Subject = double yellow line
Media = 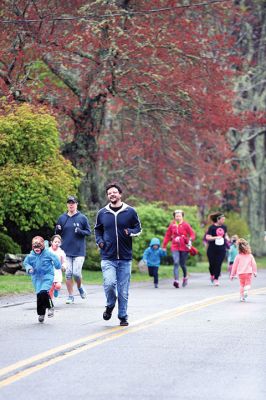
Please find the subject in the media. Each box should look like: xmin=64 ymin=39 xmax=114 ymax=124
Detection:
xmin=1 ymin=288 xmax=265 ymax=388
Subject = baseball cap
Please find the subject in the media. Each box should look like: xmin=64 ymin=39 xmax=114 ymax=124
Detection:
xmin=67 ymin=196 xmax=78 ymax=203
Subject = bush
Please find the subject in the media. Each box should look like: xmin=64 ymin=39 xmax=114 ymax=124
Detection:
xmin=0 ymin=232 xmax=21 ymax=265
xmin=0 ymin=104 xmax=80 ymax=231
xmin=83 ymin=238 xmax=101 ymax=271
xmin=225 ymin=211 xmax=250 ymax=239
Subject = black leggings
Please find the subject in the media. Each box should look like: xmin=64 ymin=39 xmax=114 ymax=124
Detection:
xmin=148 ymin=266 xmax=159 ymax=285
xmin=37 ymin=290 xmax=53 ymax=316
xmin=207 ymin=248 xmax=226 ymax=280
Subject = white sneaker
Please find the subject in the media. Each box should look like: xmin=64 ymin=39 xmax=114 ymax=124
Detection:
xmin=48 ymin=307 xmax=54 ymax=318
xmin=244 ymin=285 xmax=250 ymax=299
xmin=66 ymin=296 xmax=74 ymax=304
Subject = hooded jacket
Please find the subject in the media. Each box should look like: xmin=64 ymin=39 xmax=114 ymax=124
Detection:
xmin=143 ymin=238 xmax=166 ymax=267
xmin=55 ymin=211 xmax=91 ymax=257
xmin=94 ymin=202 xmax=142 ymax=260
xmin=23 ymin=249 xmax=61 ymax=293
xmin=162 ymin=220 xmax=195 ymax=252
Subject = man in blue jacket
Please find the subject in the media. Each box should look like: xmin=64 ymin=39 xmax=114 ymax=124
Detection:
xmin=55 ymin=196 xmax=91 ymax=304
xmin=94 ymin=183 xmax=142 ymax=326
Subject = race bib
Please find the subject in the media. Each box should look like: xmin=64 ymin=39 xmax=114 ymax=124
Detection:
xmin=215 ymin=237 xmax=224 ymax=246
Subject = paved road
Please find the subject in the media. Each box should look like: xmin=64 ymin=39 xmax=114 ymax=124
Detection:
xmin=0 ymin=271 xmax=266 ymax=400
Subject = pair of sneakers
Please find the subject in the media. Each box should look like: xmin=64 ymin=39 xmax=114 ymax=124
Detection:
xmin=38 ymin=307 xmax=54 ymax=323
xmin=103 ymin=305 xmax=129 ymax=326
xmin=66 ymin=287 xmax=87 ymax=304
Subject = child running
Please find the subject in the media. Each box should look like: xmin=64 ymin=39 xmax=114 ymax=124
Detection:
xmin=227 ymin=234 xmax=239 ymax=275
xmin=230 ymin=238 xmax=257 ymax=302
xmin=49 ymin=234 xmax=66 ymax=299
xmin=23 ymin=236 xmax=61 ymax=323
xmin=142 ymin=238 xmax=166 ymax=288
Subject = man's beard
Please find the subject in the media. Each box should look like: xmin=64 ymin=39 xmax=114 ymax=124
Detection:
xmin=110 ymin=197 xmax=119 ymax=206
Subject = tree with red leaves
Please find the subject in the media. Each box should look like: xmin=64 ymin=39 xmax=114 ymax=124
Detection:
xmin=0 ymin=0 xmax=245 ymax=211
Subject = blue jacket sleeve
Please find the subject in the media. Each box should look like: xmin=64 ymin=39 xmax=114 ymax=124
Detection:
xmin=94 ymin=211 xmax=105 ymax=246
xmin=23 ymin=254 xmax=33 ymax=274
xmin=126 ymin=209 xmax=142 ymax=237
xmin=142 ymin=247 xmax=150 ymax=263
xmin=75 ymin=216 xmax=91 ymax=237
xmin=160 ymin=249 xmax=167 ymax=257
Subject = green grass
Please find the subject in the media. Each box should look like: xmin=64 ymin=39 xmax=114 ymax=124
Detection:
xmin=1 ymin=257 xmax=265 ymax=296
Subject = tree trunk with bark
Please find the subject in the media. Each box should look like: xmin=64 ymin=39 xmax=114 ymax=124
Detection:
xmin=231 ymin=1 xmax=266 ymax=255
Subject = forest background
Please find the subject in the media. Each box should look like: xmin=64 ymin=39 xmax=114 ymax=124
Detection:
xmin=0 ymin=0 xmax=265 ymax=268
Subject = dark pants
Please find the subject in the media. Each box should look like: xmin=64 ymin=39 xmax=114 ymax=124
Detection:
xmin=207 ymin=248 xmax=226 ymax=280
xmin=37 ymin=290 xmax=53 ymax=316
xmin=148 ymin=266 xmax=159 ymax=285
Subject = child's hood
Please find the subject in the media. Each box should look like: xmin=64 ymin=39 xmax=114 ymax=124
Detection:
xmin=150 ymin=238 xmax=161 ymax=247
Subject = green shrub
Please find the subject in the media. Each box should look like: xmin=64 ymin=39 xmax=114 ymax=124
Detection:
xmin=0 ymin=232 xmax=21 ymax=265
xmin=225 ymin=211 xmax=250 ymax=239
xmin=83 ymin=238 xmax=101 ymax=271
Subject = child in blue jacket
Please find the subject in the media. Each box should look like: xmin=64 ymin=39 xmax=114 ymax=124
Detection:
xmin=23 ymin=236 xmax=61 ymax=323
xmin=227 ymin=234 xmax=239 ymax=275
xmin=142 ymin=238 xmax=166 ymax=288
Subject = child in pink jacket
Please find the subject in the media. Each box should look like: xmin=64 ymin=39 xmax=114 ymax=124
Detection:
xmin=230 ymin=238 xmax=257 ymax=302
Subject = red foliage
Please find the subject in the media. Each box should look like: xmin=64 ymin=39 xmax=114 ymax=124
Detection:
xmin=0 ymin=0 xmax=257 ymax=207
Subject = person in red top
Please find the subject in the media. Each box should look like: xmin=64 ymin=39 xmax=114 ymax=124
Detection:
xmin=162 ymin=210 xmax=196 ymax=288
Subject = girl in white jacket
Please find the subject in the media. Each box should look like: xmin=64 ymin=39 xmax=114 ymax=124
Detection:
xmin=230 ymin=238 xmax=257 ymax=302
xmin=49 ymin=235 xmax=66 ymax=298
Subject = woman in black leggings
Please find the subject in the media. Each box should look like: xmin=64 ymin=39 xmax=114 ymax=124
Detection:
xmin=206 ymin=212 xmax=229 ymax=286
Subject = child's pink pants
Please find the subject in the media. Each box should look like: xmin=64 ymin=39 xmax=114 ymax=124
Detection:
xmin=238 ymin=273 xmax=252 ymax=296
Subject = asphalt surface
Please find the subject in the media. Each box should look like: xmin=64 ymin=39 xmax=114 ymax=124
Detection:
xmin=0 ymin=270 xmax=266 ymax=400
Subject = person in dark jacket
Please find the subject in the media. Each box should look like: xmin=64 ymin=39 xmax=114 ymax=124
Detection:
xmin=94 ymin=183 xmax=142 ymax=326
xmin=55 ymin=196 xmax=91 ymax=304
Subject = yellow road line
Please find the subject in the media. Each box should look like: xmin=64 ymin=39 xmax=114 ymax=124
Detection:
xmin=1 ymin=287 xmax=266 ymax=388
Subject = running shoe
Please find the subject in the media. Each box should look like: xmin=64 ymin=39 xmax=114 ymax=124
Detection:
xmin=182 ymin=277 xmax=188 ymax=287
xmin=103 ymin=305 xmax=115 ymax=320
xmin=78 ymin=287 xmax=87 ymax=299
xmin=66 ymin=295 xmax=74 ymax=304
xmin=48 ymin=307 xmax=54 ymax=318
xmin=120 ymin=317 xmax=129 ymax=326
xmin=38 ymin=315 xmax=45 ymax=323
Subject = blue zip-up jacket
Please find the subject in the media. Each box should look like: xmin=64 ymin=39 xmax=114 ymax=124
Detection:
xmin=94 ymin=203 xmax=142 ymax=260
xmin=55 ymin=211 xmax=91 ymax=257
xmin=23 ymin=249 xmax=61 ymax=293
xmin=143 ymin=238 xmax=166 ymax=267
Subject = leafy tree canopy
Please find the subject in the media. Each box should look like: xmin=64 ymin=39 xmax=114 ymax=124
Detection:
xmin=0 ymin=104 xmax=80 ymax=231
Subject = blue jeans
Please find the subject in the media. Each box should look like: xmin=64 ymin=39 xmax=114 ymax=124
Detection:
xmin=171 ymin=251 xmax=189 ymax=280
xmin=101 ymin=259 xmax=132 ymax=319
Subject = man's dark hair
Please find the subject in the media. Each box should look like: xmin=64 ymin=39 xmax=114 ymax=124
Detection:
xmin=106 ymin=183 xmax=123 ymax=194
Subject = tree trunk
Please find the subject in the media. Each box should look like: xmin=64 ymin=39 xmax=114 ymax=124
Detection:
xmin=231 ymin=2 xmax=266 ymax=255
xmin=63 ymin=106 xmax=106 ymax=209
